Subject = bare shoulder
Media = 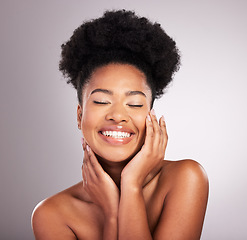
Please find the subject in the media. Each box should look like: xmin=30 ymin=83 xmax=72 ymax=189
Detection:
xmin=31 ymin=182 xmax=86 ymax=240
xmin=153 ymin=160 xmax=209 ymax=239
xmin=159 ymin=159 xmax=209 ymax=190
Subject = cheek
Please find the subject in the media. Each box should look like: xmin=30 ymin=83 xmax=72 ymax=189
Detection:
xmin=133 ymin=113 xmax=147 ymax=139
xmin=81 ymin=109 xmax=97 ymax=139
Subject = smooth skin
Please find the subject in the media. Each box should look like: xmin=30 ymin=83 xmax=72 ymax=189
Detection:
xmin=32 ymin=64 xmax=209 ymax=240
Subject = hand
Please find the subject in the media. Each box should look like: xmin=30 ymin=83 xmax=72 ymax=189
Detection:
xmin=121 ymin=110 xmax=168 ymax=187
xmin=81 ymin=140 xmax=120 ymax=217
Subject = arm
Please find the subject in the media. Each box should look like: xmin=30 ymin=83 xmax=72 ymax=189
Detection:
xmin=102 ymin=216 xmax=118 ymax=240
xmin=153 ymin=160 xmax=209 ymax=240
xmin=119 ymin=111 xmax=167 ymax=240
xmin=82 ymin=145 xmax=119 ymax=240
xmin=119 ymin=181 xmax=152 ymax=240
xmin=119 ymin=161 xmax=208 ymax=240
xmin=118 ymin=111 xmax=208 ymax=240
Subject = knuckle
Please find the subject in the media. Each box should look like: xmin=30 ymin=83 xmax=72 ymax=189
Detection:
xmin=149 ymin=132 xmax=154 ymax=138
xmin=90 ymin=160 xmax=95 ymax=167
xmin=158 ymin=128 xmax=162 ymax=135
xmin=158 ymin=152 xmax=164 ymax=159
xmin=84 ymin=161 xmax=88 ymax=168
xmin=147 ymin=121 xmax=153 ymax=127
xmin=161 ymin=120 xmax=166 ymax=126
xmin=164 ymin=133 xmax=168 ymax=139
xmin=152 ymin=115 xmax=158 ymax=122
xmin=91 ymin=161 xmax=95 ymax=167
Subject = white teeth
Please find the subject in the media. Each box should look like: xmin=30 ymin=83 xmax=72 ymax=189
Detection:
xmin=101 ymin=131 xmax=131 ymax=138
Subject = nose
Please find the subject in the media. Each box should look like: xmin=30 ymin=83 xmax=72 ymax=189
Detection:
xmin=105 ymin=103 xmax=129 ymax=123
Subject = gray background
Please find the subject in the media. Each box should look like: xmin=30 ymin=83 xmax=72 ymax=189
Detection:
xmin=1 ymin=0 xmax=246 ymax=239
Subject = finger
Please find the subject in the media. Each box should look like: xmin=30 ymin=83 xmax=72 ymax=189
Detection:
xmin=159 ymin=115 xmax=168 ymax=150
xmin=144 ymin=113 xmax=154 ymax=150
xmin=82 ymin=147 xmax=87 ymax=186
xmin=150 ymin=109 xmax=159 ymax=132
xmin=82 ymin=143 xmax=96 ymax=187
xmin=150 ymin=109 xmax=161 ymax=149
xmin=84 ymin=148 xmax=98 ymax=182
xmin=82 ymin=164 xmax=87 ymax=187
xmin=84 ymin=158 xmax=96 ymax=188
xmin=81 ymin=137 xmax=86 ymax=151
xmin=86 ymin=145 xmax=105 ymax=178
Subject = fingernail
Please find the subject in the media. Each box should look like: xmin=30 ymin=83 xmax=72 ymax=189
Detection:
xmin=86 ymin=145 xmax=90 ymax=152
xmin=151 ymin=109 xmax=155 ymax=116
xmin=161 ymin=115 xmax=165 ymax=122
xmin=147 ymin=115 xmax=151 ymax=121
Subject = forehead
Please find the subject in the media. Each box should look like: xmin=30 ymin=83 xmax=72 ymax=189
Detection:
xmin=83 ymin=63 xmax=152 ymax=98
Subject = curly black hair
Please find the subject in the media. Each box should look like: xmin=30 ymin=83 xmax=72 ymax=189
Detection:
xmin=59 ymin=10 xmax=180 ymax=106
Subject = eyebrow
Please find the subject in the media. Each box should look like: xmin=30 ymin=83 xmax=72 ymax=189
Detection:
xmin=91 ymin=88 xmax=113 ymax=95
xmin=125 ymin=90 xmax=146 ymax=97
xmin=90 ymin=88 xmax=146 ymax=97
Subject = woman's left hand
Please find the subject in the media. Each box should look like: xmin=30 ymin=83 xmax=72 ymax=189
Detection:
xmin=121 ymin=110 xmax=168 ymax=187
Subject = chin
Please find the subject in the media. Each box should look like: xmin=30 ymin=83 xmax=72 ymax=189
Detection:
xmin=94 ymin=147 xmax=139 ymax=163
xmin=83 ymin=134 xmax=144 ymax=163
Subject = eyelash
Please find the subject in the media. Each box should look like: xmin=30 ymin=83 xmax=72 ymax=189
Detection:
xmin=93 ymin=101 xmax=143 ymax=108
xmin=93 ymin=101 xmax=109 ymax=105
xmin=128 ymin=104 xmax=143 ymax=108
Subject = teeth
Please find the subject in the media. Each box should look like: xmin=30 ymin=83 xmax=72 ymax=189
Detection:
xmin=101 ymin=131 xmax=131 ymax=138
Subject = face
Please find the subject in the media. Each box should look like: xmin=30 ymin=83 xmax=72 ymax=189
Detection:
xmin=77 ymin=63 xmax=152 ymax=162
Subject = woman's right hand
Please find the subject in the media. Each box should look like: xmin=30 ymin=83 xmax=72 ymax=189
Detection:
xmin=81 ymin=139 xmax=120 ymax=218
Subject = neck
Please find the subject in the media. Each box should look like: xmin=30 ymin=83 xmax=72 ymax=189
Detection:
xmin=96 ymin=155 xmax=130 ymax=189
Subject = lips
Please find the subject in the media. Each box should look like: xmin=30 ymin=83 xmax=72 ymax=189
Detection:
xmin=101 ymin=131 xmax=131 ymax=138
xmin=98 ymin=125 xmax=135 ymax=145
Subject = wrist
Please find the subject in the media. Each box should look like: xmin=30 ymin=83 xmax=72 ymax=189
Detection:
xmin=103 ymin=212 xmax=118 ymax=223
xmin=102 ymin=206 xmax=118 ymax=219
xmin=121 ymin=164 xmax=149 ymax=188
xmin=121 ymin=177 xmax=143 ymax=192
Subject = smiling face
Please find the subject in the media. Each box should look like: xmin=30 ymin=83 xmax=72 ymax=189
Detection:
xmin=77 ymin=63 xmax=152 ymax=162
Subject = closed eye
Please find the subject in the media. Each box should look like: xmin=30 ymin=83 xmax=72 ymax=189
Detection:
xmin=93 ymin=101 xmax=109 ymax=105
xmin=128 ymin=104 xmax=143 ymax=108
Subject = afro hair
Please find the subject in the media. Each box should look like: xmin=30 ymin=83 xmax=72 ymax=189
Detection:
xmin=59 ymin=9 xmax=180 ymax=105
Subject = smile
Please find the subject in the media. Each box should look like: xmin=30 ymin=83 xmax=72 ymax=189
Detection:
xmin=101 ymin=131 xmax=131 ymax=138
xmin=98 ymin=127 xmax=135 ymax=145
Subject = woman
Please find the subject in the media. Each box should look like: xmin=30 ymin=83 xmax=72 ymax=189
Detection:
xmin=32 ymin=10 xmax=208 ymax=240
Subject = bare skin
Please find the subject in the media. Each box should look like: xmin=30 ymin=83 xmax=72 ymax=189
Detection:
xmin=32 ymin=64 xmax=209 ymax=240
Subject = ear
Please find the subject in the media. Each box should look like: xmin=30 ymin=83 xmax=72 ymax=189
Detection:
xmin=77 ymin=104 xmax=82 ymax=130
